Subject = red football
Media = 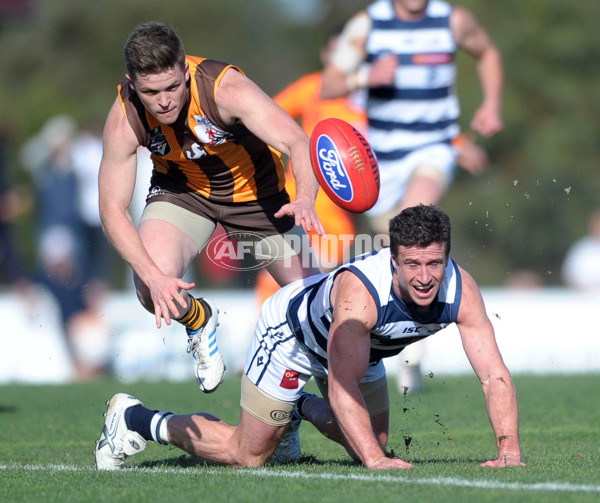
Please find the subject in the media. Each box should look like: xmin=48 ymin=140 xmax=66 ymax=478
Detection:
xmin=310 ymin=118 xmax=379 ymax=213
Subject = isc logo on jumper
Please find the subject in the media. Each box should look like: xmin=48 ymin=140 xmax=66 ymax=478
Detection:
xmin=315 ymin=135 xmax=353 ymax=203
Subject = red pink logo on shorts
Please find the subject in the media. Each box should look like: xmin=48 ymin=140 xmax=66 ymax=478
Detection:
xmin=280 ymin=370 xmax=299 ymax=389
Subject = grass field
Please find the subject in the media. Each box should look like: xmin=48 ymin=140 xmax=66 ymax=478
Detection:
xmin=1 ymin=373 xmax=599 ymax=502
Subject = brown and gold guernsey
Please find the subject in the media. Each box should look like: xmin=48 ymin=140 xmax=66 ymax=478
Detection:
xmin=117 ymin=56 xmax=286 ymax=204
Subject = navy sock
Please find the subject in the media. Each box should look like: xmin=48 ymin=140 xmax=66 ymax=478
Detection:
xmin=295 ymin=392 xmax=317 ymax=420
xmin=125 ymin=404 xmax=155 ymax=442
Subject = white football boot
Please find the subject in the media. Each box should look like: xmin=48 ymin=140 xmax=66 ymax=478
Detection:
xmin=186 ymin=298 xmax=225 ymax=393
xmin=94 ymin=393 xmax=147 ymax=470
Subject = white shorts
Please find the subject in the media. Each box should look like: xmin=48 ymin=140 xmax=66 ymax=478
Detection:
xmin=367 ymin=143 xmax=457 ymax=216
xmin=244 ymin=283 xmax=386 ymax=404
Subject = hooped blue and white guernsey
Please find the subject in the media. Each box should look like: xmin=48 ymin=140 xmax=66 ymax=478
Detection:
xmin=286 ymin=247 xmax=463 ymax=366
xmin=365 ymin=0 xmax=460 ymax=161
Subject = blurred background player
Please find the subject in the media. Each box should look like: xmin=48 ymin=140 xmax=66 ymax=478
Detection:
xmin=320 ymin=0 xmax=503 ymax=392
xmin=254 ymin=23 xmax=367 ymax=310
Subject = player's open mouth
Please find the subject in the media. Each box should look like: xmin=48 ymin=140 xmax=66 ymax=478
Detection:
xmin=413 ymin=284 xmax=434 ymax=297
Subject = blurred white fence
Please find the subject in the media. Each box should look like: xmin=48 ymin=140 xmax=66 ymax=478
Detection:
xmin=0 ymin=287 xmax=598 ymax=384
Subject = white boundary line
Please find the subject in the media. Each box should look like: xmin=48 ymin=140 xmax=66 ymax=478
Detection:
xmin=1 ymin=463 xmax=599 ymax=494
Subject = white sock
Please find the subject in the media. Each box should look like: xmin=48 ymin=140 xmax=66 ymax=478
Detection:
xmin=150 ymin=411 xmax=174 ymax=445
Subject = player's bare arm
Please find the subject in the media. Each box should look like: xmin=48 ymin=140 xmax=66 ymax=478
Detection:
xmin=451 ymin=6 xmax=503 ymax=137
xmin=215 ymin=68 xmax=324 ymax=235
xmin=328 ymin=271 xmax=413 ymax=470
xmin=455 ymin=267 xmax=524 ymax=467
xmin=99 ymin=98 xmax=194 ymax=327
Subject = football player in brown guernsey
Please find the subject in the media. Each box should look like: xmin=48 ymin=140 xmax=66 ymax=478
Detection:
xmin=98 ymin=22 xmax=325 ymax=394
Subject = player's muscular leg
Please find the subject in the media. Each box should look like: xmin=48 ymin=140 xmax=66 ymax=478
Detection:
xmin=167 ymin=409 xmax=284 ymax=467
xmin=134 ymin=219 xmax=199 ymax=317
xmin=400 ymin=165 xmax=448 ymax=210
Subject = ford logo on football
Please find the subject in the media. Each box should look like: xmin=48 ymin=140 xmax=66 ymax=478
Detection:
xmin=316 ymin=135 xmax=353 ymax=202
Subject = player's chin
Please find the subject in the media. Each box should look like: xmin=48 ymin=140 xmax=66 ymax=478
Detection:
xmin=153 ymin=108 xmax=179 ymax=125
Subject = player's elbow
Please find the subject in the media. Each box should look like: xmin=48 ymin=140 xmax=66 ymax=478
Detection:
xmin=479 ymin=366 xmax=514 ymax=393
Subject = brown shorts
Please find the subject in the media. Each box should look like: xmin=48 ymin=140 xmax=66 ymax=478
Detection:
xmin=144 ymin=185 xmax=295 ymax=236
xmin=140 ymin=186 xmax=306 ymax=257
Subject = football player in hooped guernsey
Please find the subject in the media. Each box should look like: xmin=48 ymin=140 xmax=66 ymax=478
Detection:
xmin=320 ymin=0 xmax=504 ymax=394
xmin=98 ymin=22 xmax=324 ymax=395
xmin=95 ymin=205 xmax=523 ymax=470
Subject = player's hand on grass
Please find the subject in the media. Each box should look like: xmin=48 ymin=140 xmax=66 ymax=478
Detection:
xmin=367 ymin=456 xmax=413 ymax=470
xmin=480 ymin=456 xmax=525 ymax=468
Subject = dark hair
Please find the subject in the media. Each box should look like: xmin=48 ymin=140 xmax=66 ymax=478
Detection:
xmin=388 ymin=204 xmax=452 ymax=259
xmin=124 ymin=22 xmax=186 ymax=79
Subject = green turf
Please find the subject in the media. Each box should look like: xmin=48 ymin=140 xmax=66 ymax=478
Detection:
xmin=1 ymin=374 xmax=598 ymax=502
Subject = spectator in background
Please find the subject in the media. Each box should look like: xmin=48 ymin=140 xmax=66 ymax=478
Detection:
xmin=21 ymin=115 xmax=82 ymax=240
xmin=20 ymin=116 xmax=115 ymax=380
xmin=66 ymin=279 xmax=113 ymax=380
xmin=35 ymin=223 xmax=112 ymax=381
xmin=71 ymin=124 xmax=114 ymax=283
xmin=562 ymin=207 xmax=600 ymax=292
xmin=36 ymin=225 xmax=86 ymax=351
xmin=70 ymin=125 xmax=116 ymax=378
xmin=255 ymin=23 xmax=367 ymax=309
xmin=20 ymin=115 xmax=86 ymax=323
xmin=320 ymin=0 xmax=503 ymax=393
